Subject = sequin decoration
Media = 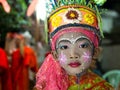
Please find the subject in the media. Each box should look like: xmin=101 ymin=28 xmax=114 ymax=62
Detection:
xmin=84 ymin=14 xmax=94 ymax=25
xmin=67 ymin=70 xmax=114 ymax=90
xmin=51 ymin=16 xmax=62 ymax=27
xmin=68 ymin=84 xmax=80 ymax=90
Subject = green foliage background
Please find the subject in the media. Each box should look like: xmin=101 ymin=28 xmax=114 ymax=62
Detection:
xmin=0 ymin=0 xmax=31 ymax=48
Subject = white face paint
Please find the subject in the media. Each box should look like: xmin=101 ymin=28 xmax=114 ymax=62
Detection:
xmin=56 ymin=36 xmax=91 ymax=48
xmin=56 ymin=32 xmax=93 ymax=75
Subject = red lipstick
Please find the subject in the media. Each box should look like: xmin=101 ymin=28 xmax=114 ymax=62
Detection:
xmin=69 ymin=62 xmax=81 ymax=68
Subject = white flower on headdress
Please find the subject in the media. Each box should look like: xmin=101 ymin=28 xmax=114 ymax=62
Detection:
xmin=93 ymin=0 xmax=107 ymax=6
xmin=63 ymin=8 xmax=82 ymax=23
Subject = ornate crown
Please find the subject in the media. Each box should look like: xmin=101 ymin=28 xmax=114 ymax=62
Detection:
xmin=45 ymin=0 xmax=107 ymax=49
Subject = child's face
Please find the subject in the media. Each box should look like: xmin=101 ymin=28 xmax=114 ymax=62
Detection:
xmin=56 ymin=32 xmax=94 ymax=75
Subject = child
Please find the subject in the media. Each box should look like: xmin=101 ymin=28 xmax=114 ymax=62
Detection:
xmin=34 ymin=0 xmax=114 ymax=90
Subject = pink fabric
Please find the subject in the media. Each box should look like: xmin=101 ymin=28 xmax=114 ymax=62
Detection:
xmin=51 ymin=27 xmax=99 ymax=50
xmin=35 ymin=54 xmax=69 ymax=90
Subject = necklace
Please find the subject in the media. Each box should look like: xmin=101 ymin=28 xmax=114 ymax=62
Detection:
xmin=68 ymin=73 xmax=81 ymax=90
xmin=68 ymin=84 xmax=80 ymax=90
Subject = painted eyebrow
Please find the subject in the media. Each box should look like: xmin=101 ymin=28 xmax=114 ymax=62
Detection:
xmin=56 ymin=39 xmax=71 ymax=49
xmin=76 ymin=37 xmax=93 ymax=46
xmin=57 ymin=36 xmax=91 ymax=45
xmin=57 ymin=39 xmax=71 ymax=45
xmin=75 ymin=38 xmax=89 ymax=43
xmin=76 ymin=38 xmax=93 ymax=49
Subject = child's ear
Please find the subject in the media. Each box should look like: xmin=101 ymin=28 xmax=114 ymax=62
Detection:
xmin=51 ymin=50 xmax=58 ymax=60
xmin=93 ymin=47 xmax=102 ymax=59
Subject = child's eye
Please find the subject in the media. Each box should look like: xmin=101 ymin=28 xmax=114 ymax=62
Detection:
xmin=59 ymin=45 xmax=69 ymax=50
xmin=79 ymin=43 xmax=89 ymax=48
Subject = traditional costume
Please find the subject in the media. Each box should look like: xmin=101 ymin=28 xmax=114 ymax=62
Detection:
xmin=34 ymin=0 xmax=114 ymax=90
xmin=11 ymin=35 xmax=38 ymax=90
xmin=0 ymin=48 xmax=12 ymax=90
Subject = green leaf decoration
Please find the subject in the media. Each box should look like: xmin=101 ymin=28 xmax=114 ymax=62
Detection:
xmin=95 ymin=5 xmax=104 ymax=38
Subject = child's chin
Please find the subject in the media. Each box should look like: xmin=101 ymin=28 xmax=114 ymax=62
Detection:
xmin=67 ymin=70 xmax=83 ymax=75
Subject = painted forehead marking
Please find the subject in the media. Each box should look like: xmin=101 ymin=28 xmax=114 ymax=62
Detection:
xmin=57 ymin=36 xmax=91 ymax=45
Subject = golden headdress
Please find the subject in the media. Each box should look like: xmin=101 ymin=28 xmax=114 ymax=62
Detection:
xmin=45 ymin=0 xmax=107 ymax=50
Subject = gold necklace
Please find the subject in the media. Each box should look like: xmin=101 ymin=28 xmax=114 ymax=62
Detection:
xmin=68 ymin=84 xmax=80 ymax=90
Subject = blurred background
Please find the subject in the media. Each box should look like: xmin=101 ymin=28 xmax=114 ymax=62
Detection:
xmin=0 ymin=0 xmax=120 ymax=90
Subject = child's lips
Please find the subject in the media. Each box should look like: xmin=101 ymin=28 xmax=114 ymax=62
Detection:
xmin=68 ymin=62 xmax=81 ymax=68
